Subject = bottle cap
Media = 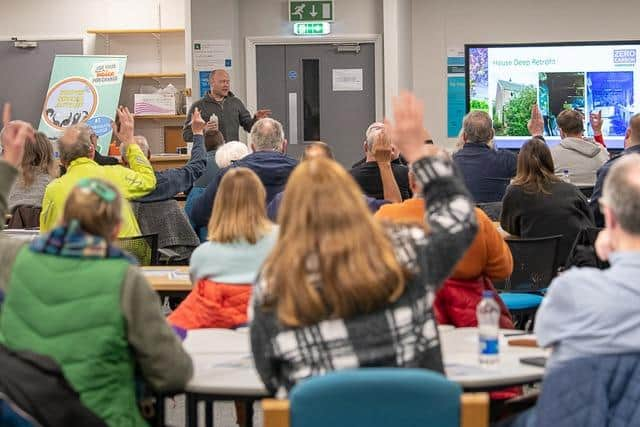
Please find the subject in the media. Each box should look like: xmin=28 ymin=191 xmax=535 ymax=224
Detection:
xmin=482 ymin=290 xmax=494 ymax=298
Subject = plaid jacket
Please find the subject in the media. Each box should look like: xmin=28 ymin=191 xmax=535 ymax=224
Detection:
xmin=250 ymin=156 xmax=477 ymax=395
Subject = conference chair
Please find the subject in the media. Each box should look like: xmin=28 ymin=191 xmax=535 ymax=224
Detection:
xmin=118 ymin=233 xmax=159 ymax=266
xmin=496 ymin=235 xmax=561 ymax=330
xmin=564 ymin=227 xmax=608 ymax=270
xmin=262 ymin=369 xmax=489 ymax=427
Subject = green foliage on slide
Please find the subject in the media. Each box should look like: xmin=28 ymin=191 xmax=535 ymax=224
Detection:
xmin=470 ymin=99 xmax=489 ymax=112
xmin=500 ymin=86 xmax=537 ymax=136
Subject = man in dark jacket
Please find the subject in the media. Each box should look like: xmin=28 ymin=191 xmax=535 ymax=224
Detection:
xmin=182 ymin=69 xmax=271 ymax=143
xmin=350 ymin=122 xmax=411 ymax=200
xmin=453 ymin=111 xmax=517 ymax=203
xmin=134 ymin=108 xmax=208 ymax=203
xmin=590 ymin=113 xmax=640 ymax=226
xmin=190 ymin=117 xmax=297 ymax=228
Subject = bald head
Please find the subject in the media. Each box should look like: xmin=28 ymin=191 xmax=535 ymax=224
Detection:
xmin=58 ymin=124 xmax=94 ymax=166
xmin=209 ymin=69 xmax=230 ymax=99
xmin=250 ymin=118 xmax=285 ymax=152
xmin=627 ymin=114 xmax=640 ymax=146
xmin=603 ymin=154 xmax=640 ymax=234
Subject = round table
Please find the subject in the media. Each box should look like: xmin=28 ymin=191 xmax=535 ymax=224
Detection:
xmin=180 ymin=327 xmax=549 ymax=427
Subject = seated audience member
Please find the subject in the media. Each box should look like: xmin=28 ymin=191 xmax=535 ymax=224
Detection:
xmin=8 ymin=131 xmax=57 ymax=210
xmin=267 ymin=141 xmax=396 ymax=221
xmin=190 ymin=118 xmax=297 ymax=228
xmin=250 ymin=93 xmax=477 ymax=394
xmin=133 ymin=108 xmax=207 ymax=203
xmin=591 ymin=113 xmax=640 ymax=227
xmin=501 ymin=138 xmax=594 ymax=269
xmin=89 ymin=128 xmax=120 ymax=166
xmin=375 ymin=167 xmax=513 ymax=328
xmin=192 ymin=128 xmax=225 ymax=188
xmin=214 ymin=140 xmax=251 ymax=168
xmin=505 ymin=154 xmax=640 ymax=427
xmin=185 ymin=140 xmax=250 ymax=242
xmin=0 ymin=113 xmax=192 ymax=426
xmin=40 ymin=107 xmax=156 ymax=237
xmin=350 ymin=122 xmax=411 ymax=200
xmin=545 ymin=108 xmax=609 ymax=186
xmin=169 ymin=167 xmax=278 ymax=329
xmin=453 ymin=111 xmax=517 ymax=203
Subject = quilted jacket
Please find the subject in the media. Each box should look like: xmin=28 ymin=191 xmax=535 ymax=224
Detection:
xmin=434 ymin=276 xmax=514 ymax=329
xmin=511 ymin=353 xmax=640 ymax=427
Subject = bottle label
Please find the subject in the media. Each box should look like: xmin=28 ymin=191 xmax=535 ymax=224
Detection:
xmin=479 ymin=336 xmax=499 ymax=355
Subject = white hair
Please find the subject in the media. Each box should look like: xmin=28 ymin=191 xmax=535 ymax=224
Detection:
xmin=365 ymin=122 xmax=384 ymax=153
xmin=134 ymin=135 xmax=150 ymax=157
xmin=215 ymin=141 xmax=250 ymax=168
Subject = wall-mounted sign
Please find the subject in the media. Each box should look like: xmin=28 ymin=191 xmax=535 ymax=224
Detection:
xmin=289 ymin=1 xmax=334 ymax=22
xmin=293 ymin=22 xmax=331 ymax=35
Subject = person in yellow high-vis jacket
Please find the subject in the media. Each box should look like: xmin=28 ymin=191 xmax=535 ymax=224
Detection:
xmin=40 ymin=107 xmax=156 ymax=237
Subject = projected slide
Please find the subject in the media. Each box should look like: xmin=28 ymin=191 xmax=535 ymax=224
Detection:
xmin=467 ymin=43 xmax=640 ymax=149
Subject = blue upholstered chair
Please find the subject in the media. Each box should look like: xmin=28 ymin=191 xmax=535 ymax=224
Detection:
xmin=262 ymin=369 xmax=489 ymax=427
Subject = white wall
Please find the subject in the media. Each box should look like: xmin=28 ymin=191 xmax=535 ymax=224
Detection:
xmin=190 ymin=0 xmax=383 ymax=140
xmin=412 ymin=0 xmax=640 ymax=148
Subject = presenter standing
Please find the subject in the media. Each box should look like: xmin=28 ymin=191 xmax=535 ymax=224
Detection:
xmin=183 ymin=70 xmax=271 ymax=143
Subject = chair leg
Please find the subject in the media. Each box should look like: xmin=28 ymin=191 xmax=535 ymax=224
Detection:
xmin=262 ymin=399 xmax=290 ymax=427
xmin=461 ymin=393 xmax=490 ymax=427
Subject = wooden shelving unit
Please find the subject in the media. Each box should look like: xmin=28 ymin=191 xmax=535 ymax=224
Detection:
xmin=87 ymin=28 xmax=184 ymax=35
xmin=134 ymin=114 xmax=187 ymax=120
xmin=89 ymin=27 xmax=189 ymax=153
xmin=124 ymin=72 xmax=186 ymax=79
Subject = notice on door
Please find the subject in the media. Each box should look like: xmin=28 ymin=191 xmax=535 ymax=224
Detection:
xmin=332 ymin=68 xmax=363 ymax=91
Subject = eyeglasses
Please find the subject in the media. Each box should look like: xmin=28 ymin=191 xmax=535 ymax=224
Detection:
xmin=76 ymin=178 xmax=117 ymax=203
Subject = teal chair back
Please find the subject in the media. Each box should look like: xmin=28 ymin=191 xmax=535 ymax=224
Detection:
xmin=289 ymin=369 xmax=462 ymax=427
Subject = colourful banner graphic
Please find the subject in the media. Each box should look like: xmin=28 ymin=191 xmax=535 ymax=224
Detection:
xmin=38 ymin=55 xmax=127 ymax=154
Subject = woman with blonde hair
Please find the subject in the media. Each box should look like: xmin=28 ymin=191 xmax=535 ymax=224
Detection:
xmin=8 ymin=131 xmax=57 ymax=210
xmin=169 ymin=167 xmax=278 ymax=329
xmin=250 ymin=92 xmax=478 ymax=394
xmin=0 ymin=127 xmax=192 ymax=427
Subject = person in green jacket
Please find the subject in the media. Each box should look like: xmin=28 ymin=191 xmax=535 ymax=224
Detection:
xmin=40 ymin=106 xmax=157 ymax=237
xmin=0 ymin=104 xmax=193 ymax=427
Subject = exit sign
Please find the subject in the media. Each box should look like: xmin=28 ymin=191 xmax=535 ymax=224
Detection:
xmin=289 ymin=1 xmax=334 ymax=22
xmin=293 ymin=22 xmax=331 ymax=35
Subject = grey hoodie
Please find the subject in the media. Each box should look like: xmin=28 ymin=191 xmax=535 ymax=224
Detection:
xmin=550 ymin=137 xmax=609 ymax=186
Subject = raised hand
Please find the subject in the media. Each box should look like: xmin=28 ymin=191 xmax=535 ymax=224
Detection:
xmin=111 ymin=106 xmax=135 ymax=147
xmin=191 ymin=107 xmax=206 ymax=135
xmin=1 ymin=103 xmax=35 ymax=167
xmin=386 ymin=92 xmax=440 ymax=164
xmin=372 ymin=130 xmax=393 ymax=164
xmin=590 ymin=110 xmax=603 ymax=136
xmin=527 ymin=103 xmax=544 ymax=137
xmin=255 ymin=109 xmax=272 ymax=120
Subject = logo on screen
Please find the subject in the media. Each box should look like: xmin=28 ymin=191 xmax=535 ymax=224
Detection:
xmin=613 ymin=49 xmax=636 ymax=65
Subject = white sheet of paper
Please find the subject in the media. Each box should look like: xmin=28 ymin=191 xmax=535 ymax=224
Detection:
xmin=193 ymin=39 xmax=232 ymax=71
xmin=332 ymin=68 xmax=363 ymax=91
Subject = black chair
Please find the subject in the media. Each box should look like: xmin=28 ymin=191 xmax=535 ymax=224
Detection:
xmin=497 ymin=235 xmax=562 ymax=330
xmin=118 ymin=234 xmax=159 ymax=266
xmin=564 ymin=227 xmax=608 ymax=270
xmin=577 ymin=185 xmax=594 ymax=199
xmin=476 ymin=202 xmax=502 ymax=221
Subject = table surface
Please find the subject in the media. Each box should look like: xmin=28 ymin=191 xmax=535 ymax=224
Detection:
xmin=142 ymin=266 xmax=193 ymax=292
xmin=3 ymin=229 xmax=40 ymax=241
xmin=182 ymin=327 xmax=548 ymax=397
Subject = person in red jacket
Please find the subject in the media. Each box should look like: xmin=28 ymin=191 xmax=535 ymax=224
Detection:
xmin=375 ymin=168 xmax=514 ymax=328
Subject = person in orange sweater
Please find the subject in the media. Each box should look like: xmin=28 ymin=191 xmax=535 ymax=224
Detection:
xmin=375 ymin=166 xmax=514 ymax=328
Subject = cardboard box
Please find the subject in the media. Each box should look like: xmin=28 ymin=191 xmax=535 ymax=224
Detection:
xmin=134 ymin=93 xmax=176 ymax=115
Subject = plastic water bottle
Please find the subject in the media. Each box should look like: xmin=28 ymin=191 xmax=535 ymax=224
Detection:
xmin=477 ymin=291 xmax=500 ymax=365
xmin=561 ymin=169 xmax=571 ymax=183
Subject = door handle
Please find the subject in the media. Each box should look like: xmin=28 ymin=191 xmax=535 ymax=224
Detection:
xmin=288 ymin=92 xmax=298 ymax=145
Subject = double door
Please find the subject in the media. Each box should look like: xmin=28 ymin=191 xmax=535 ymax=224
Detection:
xmin=256 ymin=43 xmax=376 ymax=166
